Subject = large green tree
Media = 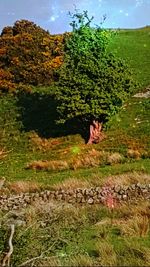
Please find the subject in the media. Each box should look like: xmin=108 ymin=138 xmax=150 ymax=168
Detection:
xmin=54 ymin=10 xmax=138 ymax=143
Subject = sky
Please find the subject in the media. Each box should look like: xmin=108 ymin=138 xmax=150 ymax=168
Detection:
xmin=0 ymin=0 xmax=150 ymax=34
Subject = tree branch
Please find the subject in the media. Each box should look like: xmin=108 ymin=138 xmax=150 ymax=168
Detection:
xmin=19 ymin=255 xmax=57 ymax=267
xmin=2 ymin=224 xmax=15 ymax=267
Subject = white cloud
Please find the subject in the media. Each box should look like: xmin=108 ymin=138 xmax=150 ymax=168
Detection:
xmin=119 ymin=10 xmax=129 ymax=17
xmin=135 ymin=0 xmax=144 ymax=7
xmin=98 ymin=0 xmax=103 ymax=7
xmin=7 ymin=12 xmax=15 ymax=16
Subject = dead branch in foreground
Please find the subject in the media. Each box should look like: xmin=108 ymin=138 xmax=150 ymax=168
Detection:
xmin=2 ymin=224 xmax=15 ymax=267
xmin=19 ymin=255 xmax=57 ymax=267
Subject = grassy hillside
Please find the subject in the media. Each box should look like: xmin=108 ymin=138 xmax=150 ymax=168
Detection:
xmin=0 ymin=27 xmax=150 ymax=266
xmin=108 ymin=26 xmax=150 ymax=87
xmin=1 ymin=22 xmax=150 ymax=184
xmin=0 ymin=95 xmax=150 ymax=186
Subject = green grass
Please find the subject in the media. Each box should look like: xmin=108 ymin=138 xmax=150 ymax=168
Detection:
xmin=108 ymin=26 xmax=150 ymax=87
xmin=99 ymin=97 xmax=150 ymax=154
xmin=1 ymin=150 xmax=150 ymax=187
xmin=0 ymin=94 xmax=149 ymax=188
xmin=109 ymin=27 xmax=150 ymax=86
xmin=0 ymin=27 xmax=150 ymax=266
xmin=1 ymin=201 xmax=150 ymax=266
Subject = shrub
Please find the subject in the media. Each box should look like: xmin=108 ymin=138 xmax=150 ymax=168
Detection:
xmin=0 ymin=20 xmax=65 ymax=91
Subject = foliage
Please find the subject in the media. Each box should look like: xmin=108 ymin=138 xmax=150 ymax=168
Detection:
xmin=54 ymin=10 xmax=138 ymax=125
xmin=0 ymin=20 xmax=65 ymax=92
xmin=0 ymin=94 xmax=24 ymax=149
xmin=0 ymin=68 xmax=16 ymax=93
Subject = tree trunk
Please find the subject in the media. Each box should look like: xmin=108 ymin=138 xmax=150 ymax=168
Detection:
xmin=87 ymin=120 xmax=104 ymax=144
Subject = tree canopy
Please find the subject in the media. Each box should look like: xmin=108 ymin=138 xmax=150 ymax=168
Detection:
xmin=54 ymin=10 xmax=138 ymax=125
xmin=0 ymin=20 xmax=65 ymax=93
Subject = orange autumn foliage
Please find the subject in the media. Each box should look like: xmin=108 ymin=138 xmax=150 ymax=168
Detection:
xmin=0 ymin=19 xmax=66 ymax=92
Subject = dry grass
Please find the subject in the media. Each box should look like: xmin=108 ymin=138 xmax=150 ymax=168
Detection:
xmin=70 ymin=148 xmax=101 ymax=170
xmin=30 ymin=198 xmax=82 ymax=224
xmin=35 ymin=258 xmax=61 ymax=267
xmin=23 ymin=205 xmax=39 ymax=225
xmin=111 ymin=200 xmax=150 ymax=238
xmin=29 ymin=132 xmax=62 ymax=151
xmin=96 ymin=241 xmax=117 ymax=266
xmin=105 ymin=172 xmax=150 ymax=186
xmin=70 ymin=156 xmax=99 ymax=170
xmin=8 ymin=180 xmax=40 ymax=193
xmin=26 ymin=160 xmax=69 ymax=171
xmin=26 ymin=149 xmax=127 ymax=172
xmin=53 ymin=177 xmax=91 ymax=191
xmin=68 ymin=150 xmax=124 ymax=170
xmin=27 ymin=199 xmax=85 ymax=231
xmin=86 ymin=148 xmax=102 ymax=157
xmin=106 ymin=152 xmax=124 ymax=165
xmin=84 ymin=172 xmax=150 ymax=190
xmin=0 ymin=148 xmax=10 ymax=160
xmin=113 ymin=200 xmax=150 ymax=220
xmin=31 ymin=200 xmax=66 ymax=216
xmin=120 ymin=215 xmax=150 ymax=237
xmin=122 ymin=239 xmax=150 ymax=266
xmin=68 ymin=254 xmax=94 ymax=267
xmin=129 ymin=200 xmax=150 ymax=217
xmin=127 ymin=149 xmax=141 ymax=159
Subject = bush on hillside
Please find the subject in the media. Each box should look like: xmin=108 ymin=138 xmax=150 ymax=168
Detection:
xmin=0 ymin=20 xmax=65 ymax=92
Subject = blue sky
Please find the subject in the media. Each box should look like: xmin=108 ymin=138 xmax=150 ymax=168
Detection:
xmin=0 ymin=0 xmax=150 ymax=34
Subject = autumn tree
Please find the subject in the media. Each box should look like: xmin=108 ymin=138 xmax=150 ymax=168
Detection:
xmin=0 ymin=20 xmax=65 ymax=92
xmin=54 ymin=10 xmax=138 ymax=143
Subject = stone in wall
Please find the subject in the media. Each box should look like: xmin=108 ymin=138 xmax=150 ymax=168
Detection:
xmin=1 ymin=183 xmax=150 ymax=211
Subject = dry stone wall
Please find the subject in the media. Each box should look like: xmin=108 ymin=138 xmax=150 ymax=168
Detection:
xmin=1 ymin=183 xmax=150 ymax=211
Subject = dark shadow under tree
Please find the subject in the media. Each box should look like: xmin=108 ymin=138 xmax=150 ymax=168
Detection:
xmin=17 ymin=91 xmax=88 ymax=140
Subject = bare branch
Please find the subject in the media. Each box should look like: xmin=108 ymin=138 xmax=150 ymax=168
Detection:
xmin=19 ymin=255 xmax=57 ymax=267
xmin=2 ymin=224 xmax=15 ymax=267
xmin=19 ymin=241 xmax=58 ymax=267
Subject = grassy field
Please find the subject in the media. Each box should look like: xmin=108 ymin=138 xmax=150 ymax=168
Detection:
xmin=108 ymin=26 xmax=150 ymax=87
xmin=0 ymin=27 xmax=150 ymax=266
xmin=1 ymin=199 xmax=150 ymax=266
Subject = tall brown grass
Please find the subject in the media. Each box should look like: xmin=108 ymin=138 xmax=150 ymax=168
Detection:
xmin=96 ymin=241 xmax=117 ymax=266
xmin=8 ymin=180 xmax=40 ymax=193
xmin=26 ymin=160 xmax=69 ymax=171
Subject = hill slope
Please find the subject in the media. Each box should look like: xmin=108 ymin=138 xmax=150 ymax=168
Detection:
xmin=0 ymin=27 xmax=150 ymax=267
xmin=0 ymin=27 xmax=150 ymax=185
xmin=108 ymin=26 xmax=150 ymax=87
